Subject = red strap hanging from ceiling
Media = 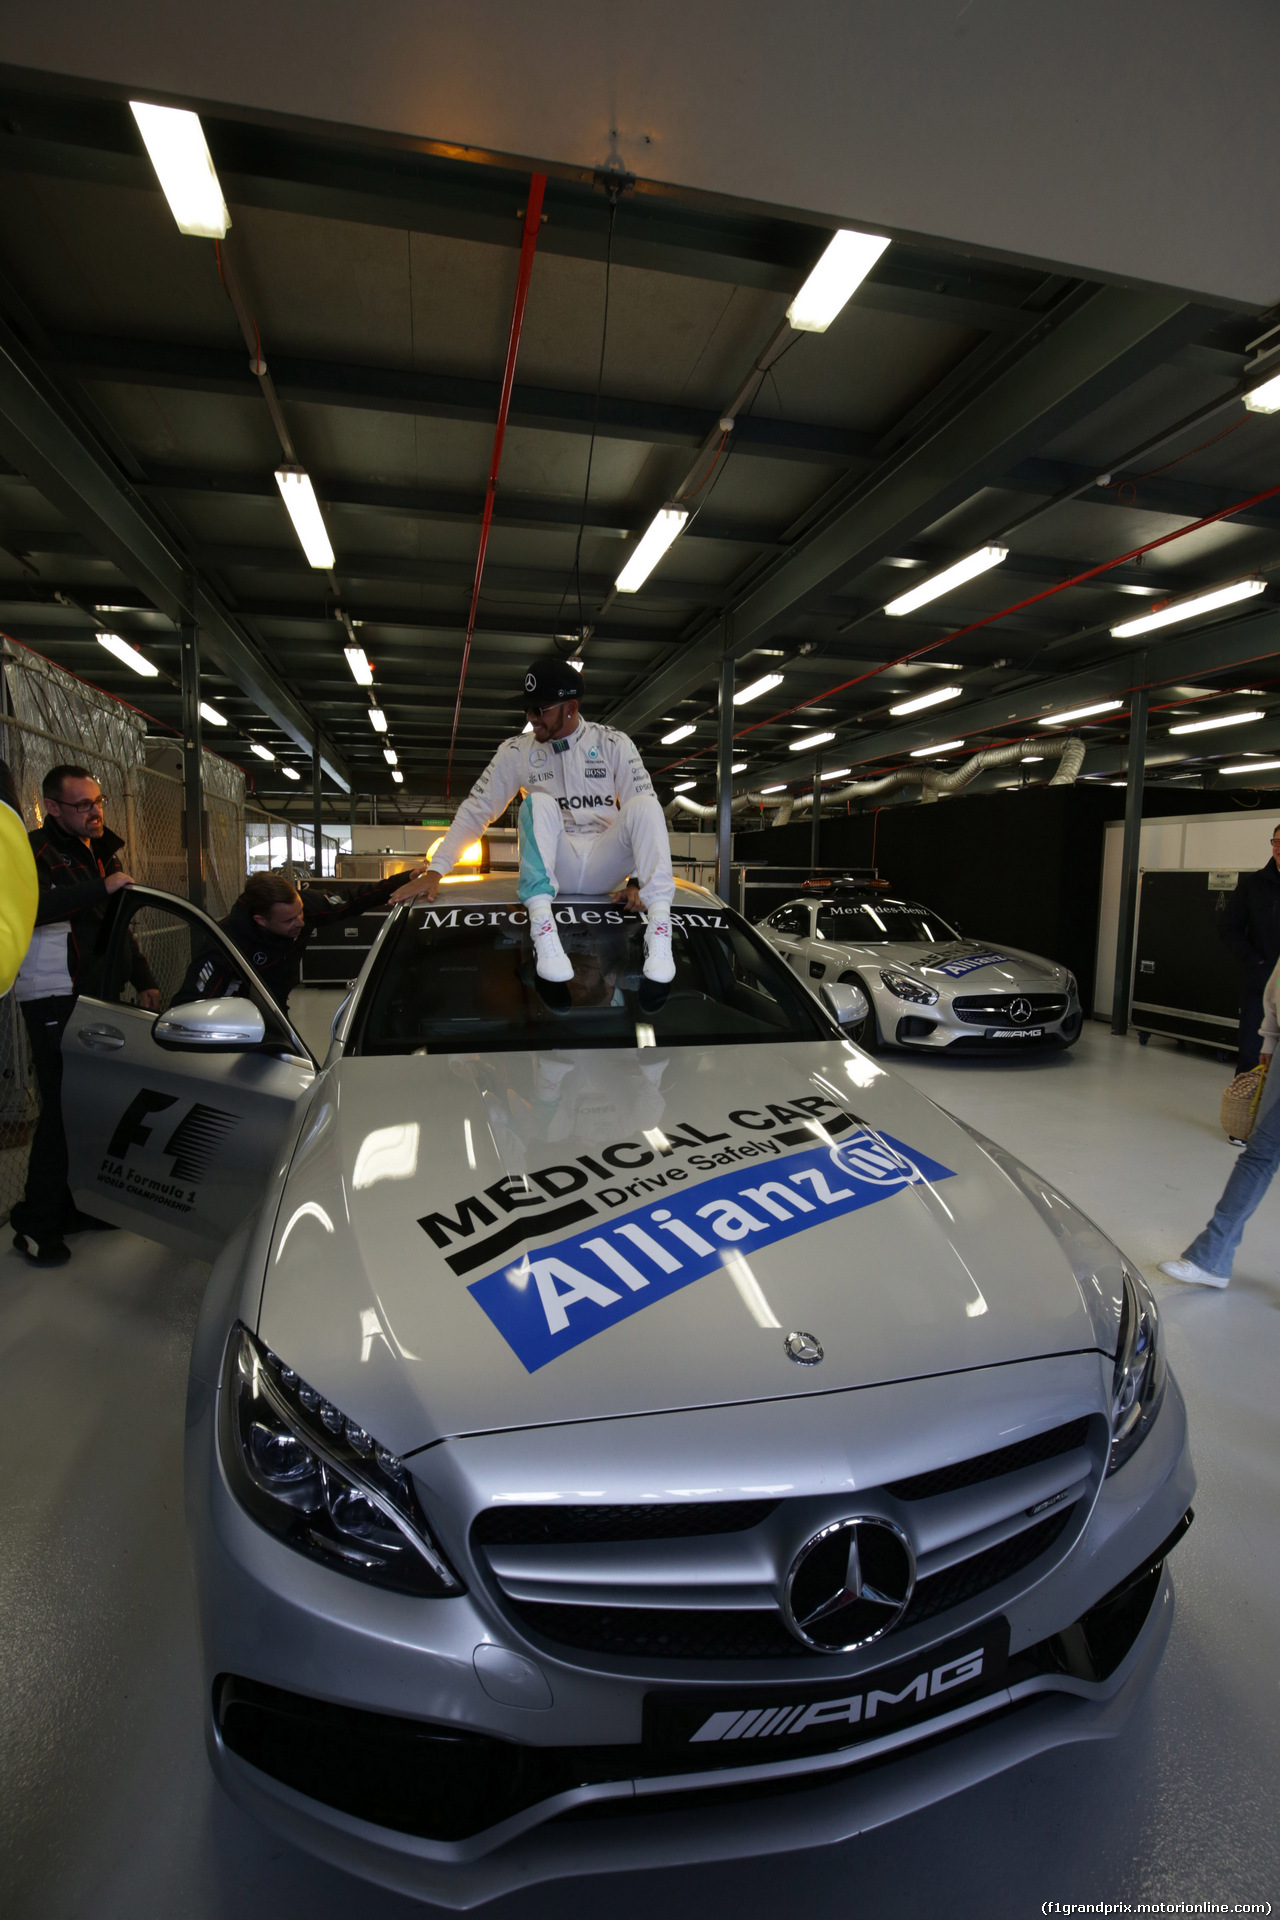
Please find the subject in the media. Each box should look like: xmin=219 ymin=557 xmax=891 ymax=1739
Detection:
xmin=445 ymin=173 xmax=547 ymax=798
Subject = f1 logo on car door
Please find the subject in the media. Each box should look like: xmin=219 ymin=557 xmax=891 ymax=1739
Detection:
xmin=97 ymin=1087 xmax=242 ymax=1219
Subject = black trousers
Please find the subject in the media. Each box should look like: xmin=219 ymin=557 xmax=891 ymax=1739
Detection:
xmin=1236 ymin=983 xmax=1266 ymax=1073
xmin=14 ymin=994 xmax=76 ymax=1239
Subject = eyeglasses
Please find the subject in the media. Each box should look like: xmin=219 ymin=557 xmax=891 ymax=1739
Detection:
xmin=57 ymin=795 xmax=104 ymax=814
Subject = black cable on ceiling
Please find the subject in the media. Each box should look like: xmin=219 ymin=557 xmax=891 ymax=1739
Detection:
xmin=555 ymin=194 xmax=619 ymax=651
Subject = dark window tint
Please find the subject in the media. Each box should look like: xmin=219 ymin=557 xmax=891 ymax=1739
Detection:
xmin=349 ymin=903 xmax=833 ymax=1055
xmin=816 ymin=900 xmax=958 ymax=944
xmin=769 ymin=904 xmax=809 ymax=936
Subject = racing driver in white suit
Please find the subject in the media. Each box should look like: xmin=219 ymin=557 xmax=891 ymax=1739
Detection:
xmin=406 ymin=660 xmax=676 ymax=985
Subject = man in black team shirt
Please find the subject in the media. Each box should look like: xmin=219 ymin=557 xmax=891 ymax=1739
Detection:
xmin=179 ymin=868 xmax=426 ymax=1008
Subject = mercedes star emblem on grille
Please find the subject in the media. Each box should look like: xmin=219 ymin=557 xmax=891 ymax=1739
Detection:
xmin=783 ymin=1517 xmax=916 ymax=1650
xmin=1009 ymin=997 xmax=1033 ymax=1023
xmin=784 ymin=1330 xmax=823 ymax=1365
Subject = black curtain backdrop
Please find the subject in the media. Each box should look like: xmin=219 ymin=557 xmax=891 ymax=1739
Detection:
xmin=733 ymin=786 xmax=1255 ymax=1012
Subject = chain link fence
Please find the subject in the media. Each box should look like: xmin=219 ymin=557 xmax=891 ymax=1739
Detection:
xmin=0 ymin=639 xmax=294 ymax=1224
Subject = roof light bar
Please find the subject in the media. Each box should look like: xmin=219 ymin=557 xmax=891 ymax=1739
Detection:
xmin=1168 ymin=710 xmax=1265 ymax=735
xmin=250 ymin=743 xmax=275 ymax=762
xmin=889 ymin=684 xmax=963 ymax=716
xmin=787 ymin=229 xmax=891 ymax=333
xmin=733 ymin=671 xmax=785 ymax=706
xmin=343 ymin=645 xmax=373 ymax=685
xmin=884 ymin=547 xmax=1008 ymax=618
xmin=1111 ymin=578 xmax=1266 ymax=638
xmin=198 ymin=701 xmax=227 ymax=726
xmin=909 ymin=739 xmax=966 ymax=758
xmin=97 ymin=633 xmax=158 ymax=677
xmin=1038 ymin=699 xmax=1123 ymax=727
xmin=275 ymin=468 xmax=335 ymax=570
xmin=129 ymin=102 xmax=230 ymax=238
xmin=368 ymin=708 xmax=388 ymax=733
xmin=789 ymin=730 xmax=836 ymax=752
xmin=661 ymin=723 xmax=696 ymax=745
xmin=615 ymin=505 xmax=689 ymax=593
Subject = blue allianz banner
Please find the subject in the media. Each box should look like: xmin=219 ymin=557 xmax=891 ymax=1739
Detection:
xmin=931 ymin=951 xmax=1011 ymax=978
xmin=468 ymin=1129 xmax=956 ymax=1372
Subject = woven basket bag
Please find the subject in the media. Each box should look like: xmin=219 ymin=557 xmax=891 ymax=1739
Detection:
xmin=1220 ymin=1064 xmax=1268 ymax=1141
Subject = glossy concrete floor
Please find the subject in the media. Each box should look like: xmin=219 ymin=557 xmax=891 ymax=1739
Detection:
xmin=2 ymin=1019 xmax=1277 ymax=1919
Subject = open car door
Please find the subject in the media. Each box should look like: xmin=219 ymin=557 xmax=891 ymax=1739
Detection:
xmin=61 ymin=886 xmax=317 ymax=1257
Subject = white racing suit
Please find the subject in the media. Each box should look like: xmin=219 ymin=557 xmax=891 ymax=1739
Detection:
xmin=429 ymin=719 xmax=674 ymax=912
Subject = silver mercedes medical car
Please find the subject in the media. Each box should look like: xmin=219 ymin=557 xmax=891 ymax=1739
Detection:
xmin=761 ymin=887 xmax=1083 ymax=1054
xmin=61 ymin=880 xmax=1189 ymax=1907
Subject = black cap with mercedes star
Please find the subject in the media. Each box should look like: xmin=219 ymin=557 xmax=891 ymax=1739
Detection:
xmin=522 ymin=659 xmax=583 ymax=708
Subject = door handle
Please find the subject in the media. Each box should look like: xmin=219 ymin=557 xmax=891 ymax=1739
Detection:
xmin=78 ymin=1024 xmax=126 ymax=1051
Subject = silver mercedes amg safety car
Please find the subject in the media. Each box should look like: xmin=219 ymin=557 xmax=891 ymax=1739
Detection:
xmin=59 ymin=878 xmax=1188 ymax=1906
xmin=761 ymin=888 xmax=1083 ymax=1054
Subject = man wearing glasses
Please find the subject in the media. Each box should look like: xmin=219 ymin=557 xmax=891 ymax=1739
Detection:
xmin=1221 ymin=825 xmax=1280 ymax=1071
xmin=403 ymin=660 xmax=675 ymax=985
xmin=11 ymin=764 xmax=159 ymax=1268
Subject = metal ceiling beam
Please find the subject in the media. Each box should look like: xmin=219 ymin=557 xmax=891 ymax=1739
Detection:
xmin=607 ymin=290 xmax=1223 ymax=736
xmin=0 ymin=333 xmax=352 ymax=788
xmin=50 ymin=333 xmax=877 ymax=468
xmin=735 ymin=606 xmax=1280 ymax=787
xmin=1003 ymin=456 xmax=1280 ymax=535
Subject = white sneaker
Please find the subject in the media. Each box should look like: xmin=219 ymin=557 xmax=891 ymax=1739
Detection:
xmin=643 ymin=907 xmax=675 ymax=984
xmin=527 ymin=898 xmax=573 ymax=983
xmin=1159 ymin=1258 xmax=1229 ymax=1289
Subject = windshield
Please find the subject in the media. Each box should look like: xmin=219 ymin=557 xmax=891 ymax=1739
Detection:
xmin=349 ymin=902 xmax=834 ymax=1054
xmin=815 ymin=900 xmax=958 ymax=944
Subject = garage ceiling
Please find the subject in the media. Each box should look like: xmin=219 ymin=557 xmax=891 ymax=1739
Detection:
xmin=1 ymin=70 xmax=1279 ymax=817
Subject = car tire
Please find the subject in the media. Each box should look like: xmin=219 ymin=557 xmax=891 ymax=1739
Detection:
xmin=840 ymin=973 xmax=880 ymax=1051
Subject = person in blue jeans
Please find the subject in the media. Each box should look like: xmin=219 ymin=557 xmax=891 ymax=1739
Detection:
xmin=1162 ymin=953 xmax=1280 ymax=1288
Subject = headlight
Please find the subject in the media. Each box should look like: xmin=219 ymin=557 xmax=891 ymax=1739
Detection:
xmin=879 ymin=968 xmax=938 ymax=1005
xmin=219 ymin=1323 xmax=463 ymax=1596
xmin=1065 ymin=971 xmax=1078 ymax=998
xmin=1109 ymin=1267 xmax=1166 ymax=1475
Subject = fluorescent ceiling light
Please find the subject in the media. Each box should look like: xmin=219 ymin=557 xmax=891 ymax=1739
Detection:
xmin=97 ymin=633 xmax=158 ymax=677
xmin=275 ymin=468 xmax=335 ymax=570
xmin=926 ymin=660 xmax=963 ymax=669
xmin=1222 ymin=759 xmax=1280 ymax=773
xmin=615 ymin=505 xmax=689 ymax=593
xmin=281 ymin=766 xmax=300 ymax=781
xmin=1244 ymin=371 xmax=1280 ymax=414
xmin=734 ymin=672 xmax=784 ymax=705
xmin=391 ymin=770 xmax=404 ymax=785
xmin=1038 ymin=699 xmax=1123 ymax=727
xmin=368 ymin=708 xmax=387 ymax=733
xmin=786 ymin=229 xmax=891 ymax=332
xmin=909 ymin=739 xmax=966 ymax=758
xmin=789 ymin=730 xmax=836 ymax=752
xmin=383 ymin=747 xmax=399 ymax=766
xmin=1021 ymin=755 xmax=1044 ymax=763
xmin=884 ymin=547 xmax=1008 ymax=618
xmin=672 ymin=780 xmax=697 ymax=793
xmin=198 ymin=701 xmax=227 ymax=726
xmin=760 ymin=784 xmax=787 ymax=794
xmin=129 ymin=102 xmax=230 ymax=238
xmin=889 ymin=684 xmax=963 ymax=716
xmin=250 ymin=743 xmax=274 ymax=762
xmin=731 ymin=762 xmax=748 ymax=773
xmin=661 ymin=723 xmax=696 ymax=745
xmin=1111 ymin=577 xmax=1266 ymax=639
xmin=344 ymin=646 xmax=373 ymax=685
xmin=820 ymin=765 xmax=852 ymax=780
xmin=1168 ymin=710 xmax=1265 ymax=735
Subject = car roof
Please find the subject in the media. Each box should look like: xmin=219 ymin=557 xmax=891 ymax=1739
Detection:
xmin=780 ymin=893 xmax=930 ymax=915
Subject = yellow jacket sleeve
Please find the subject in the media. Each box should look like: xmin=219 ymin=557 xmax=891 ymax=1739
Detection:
xmin=0 ymin=799 xmax=37 ymax=996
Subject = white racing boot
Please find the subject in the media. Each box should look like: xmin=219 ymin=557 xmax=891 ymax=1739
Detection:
xmin=526 ymin=896 xmax=573 ymax=983
xmin=643 ymin=902 xmax=676 ymax=984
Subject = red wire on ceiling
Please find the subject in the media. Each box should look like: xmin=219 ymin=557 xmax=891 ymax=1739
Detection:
xmin=445 ymin=173 xmax=547 ymax=800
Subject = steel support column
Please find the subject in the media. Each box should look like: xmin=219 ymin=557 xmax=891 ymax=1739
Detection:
xmin=715 ymin=650 xmax=734 ymax=901
xmin=312 ymin=726 xmax=324 ymax=881
xmin=810 ymin=756 xmax=823 ymax=869
xmin=1111 ymin=686 xmax=1149 ymax=1036
xmin=179 ymin=592 xmax=204 ymax=909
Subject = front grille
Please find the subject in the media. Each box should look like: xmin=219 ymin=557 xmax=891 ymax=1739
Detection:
xmin=474 ymin=1501 xmax=779 ymax=1547
xmin=886 ymin=1417 xmax=1090 ymax=1500
xmin=897 ymin=1505 xmax=1076 ymax=1629
xmin=952 ymin=993 xmax=1068 ymax=1027
xmin=508 ymin=1601 xmax=805 ymax=1660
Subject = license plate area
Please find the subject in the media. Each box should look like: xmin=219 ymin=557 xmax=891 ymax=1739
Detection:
xmin=987 ymin=1027 xmax=1044 ymax=1039
xmin=643 ymin=1619 xmax=1009 ymax=1763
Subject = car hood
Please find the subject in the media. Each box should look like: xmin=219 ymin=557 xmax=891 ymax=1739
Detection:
xmin=838 ymin=939 xmax=1066 ymax=989
xmin=257 ymin=1040 xmax=1102 ymax=1451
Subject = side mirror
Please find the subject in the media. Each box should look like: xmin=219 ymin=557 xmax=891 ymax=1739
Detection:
xmin=152 ymin=997 xmax=267 ymax=1052
xmin=820 ymin=980 xmax=869 ymax=1027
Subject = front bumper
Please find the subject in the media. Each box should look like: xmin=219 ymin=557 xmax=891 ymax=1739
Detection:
xmin=879 ymin=993 xmax=1084 ymax=1053
xmin=186 ymin=1355 xmax=1192 ymax=1906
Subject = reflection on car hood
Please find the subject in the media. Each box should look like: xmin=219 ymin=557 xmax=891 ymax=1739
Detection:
xmin=257 ymin=1040 xmax=1100 ymax=1451
xmin=831 ymin=939 xmax=1064 ymax=988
